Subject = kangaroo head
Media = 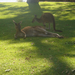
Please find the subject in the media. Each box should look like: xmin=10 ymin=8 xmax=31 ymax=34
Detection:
xmin=32 ymin=15 xmax=37 ymax=23
xmin=13 ymin=20 xmax=22 ymax=32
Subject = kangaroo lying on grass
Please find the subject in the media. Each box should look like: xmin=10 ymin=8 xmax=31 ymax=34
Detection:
xmin=13 ymin=20 xmax=63 ymax=39
xmin=32 ymin=13 xmax=62 ymax=32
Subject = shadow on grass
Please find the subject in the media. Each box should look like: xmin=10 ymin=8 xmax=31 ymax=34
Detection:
xmin=0 ymin=2 xmax=75 ymax=75
xmin=12 ymin=37 xmax=75 ymax=75
xmin=0 ymin=2 xmax=43 ymax=40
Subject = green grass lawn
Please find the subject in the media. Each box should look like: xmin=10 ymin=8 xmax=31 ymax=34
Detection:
xmin=0 ymin=2 xmax=75 ymax=75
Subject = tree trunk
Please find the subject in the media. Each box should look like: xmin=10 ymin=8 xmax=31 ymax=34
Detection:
xmin=27 ymin=0 xmax=39 ymax=3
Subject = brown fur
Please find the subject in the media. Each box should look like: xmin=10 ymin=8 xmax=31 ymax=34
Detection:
xmin=32 ymin=13 xmax=62 ymax=32
xmin=13 ymin=20 xmax=63 ymax=39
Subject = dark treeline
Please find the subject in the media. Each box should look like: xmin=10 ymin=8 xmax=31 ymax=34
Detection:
xmin=27 ymin=0 xmax=75 ymax=3
xmin=39 ymin=0 xmax=75 ymax=2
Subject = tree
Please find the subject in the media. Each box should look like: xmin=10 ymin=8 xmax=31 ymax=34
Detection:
xmin=27 ymin=0 xmax=39 ymax=3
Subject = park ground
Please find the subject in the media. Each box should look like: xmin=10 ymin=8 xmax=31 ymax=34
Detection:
xmin=0 ymin=2 xmax=75 ymax=75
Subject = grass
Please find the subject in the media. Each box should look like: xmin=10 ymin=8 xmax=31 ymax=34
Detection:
xmin=0 ymin=2 xmax=75 ymax=75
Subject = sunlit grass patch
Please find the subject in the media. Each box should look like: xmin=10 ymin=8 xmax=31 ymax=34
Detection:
xmin=0 ymin=2 xmax=75 ymax=75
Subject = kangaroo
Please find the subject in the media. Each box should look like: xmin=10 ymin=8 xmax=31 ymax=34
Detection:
xmin=13 ymin=20 xmax=26 ymax=39
xmin=32 ymin=13 xmax=62 ymax=32
xmin=13 ymin=20 xmax=63 ymax=39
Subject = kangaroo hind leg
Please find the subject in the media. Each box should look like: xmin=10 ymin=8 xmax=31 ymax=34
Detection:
xmin=47 ymin=31 xmax=63 ymax=38
xmin=35 ymin=27 xmax=47 ymax=34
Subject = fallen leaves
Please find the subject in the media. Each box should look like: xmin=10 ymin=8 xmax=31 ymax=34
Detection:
xmin=31 ymin=43 xmax=34 ymax=45
xmin=4 ymin=48 xmax=6 ymax=50
xmin=25 ymin=57 xmax=30 ymax=60
xmin=25 ymin=56 xmax=32 ymax=61
xmin=72 ymin=69 xmax=75 ymax=73
xmin=62 ymin=69 xmax=75 ymax=75
xmin=5 ymin=69 xmax=11 ymax=72
xmin=31 ymin=66 xmax=37 ymax=69
xmin=65 ymin=41 xmax=75 ymax=45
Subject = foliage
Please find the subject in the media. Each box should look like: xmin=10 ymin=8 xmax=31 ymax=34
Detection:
xmin=0 ymin=2 xmax=75 ymax=75
xmin=39 ymin=0 xmax=75 ymax=2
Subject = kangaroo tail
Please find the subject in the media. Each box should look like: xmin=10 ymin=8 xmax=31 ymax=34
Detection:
xmin=52 ymin=15 xmax=62 ymax=32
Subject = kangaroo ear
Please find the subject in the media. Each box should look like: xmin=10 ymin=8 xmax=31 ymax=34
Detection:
xmin=19 ymin=21 xmax=22 ymax=24
xmin=13 ymin=20 xmax=17 ymax=25
xmin=13 ymin=20 xmax=15 ymax=23
xmin=13 ymin=20 xmax=16 ymax=23
xmin=34 ymin=15 xmax=37 ymax=17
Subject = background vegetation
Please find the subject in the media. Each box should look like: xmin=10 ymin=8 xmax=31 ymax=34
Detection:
xmin=0 ymin=2 xmax=75 ymax=75
xmin=39 ymin=0 xmax=75 ymax=2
